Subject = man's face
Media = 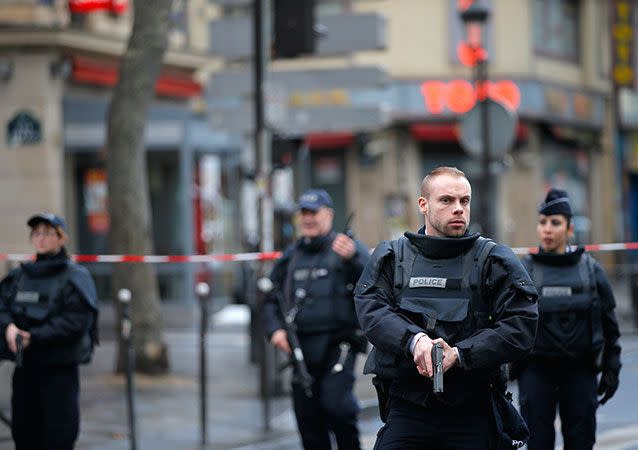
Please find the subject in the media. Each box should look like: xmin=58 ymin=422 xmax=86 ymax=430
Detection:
xmin=30 ymin=223 xmax=64 ymax=255
xmin=537 ymin=213 xmax=572 ymax=253
xmin=418 ymin=174 xmax=471 ymax=238
xmin=299 ymin=207 xmax=334 ymax=238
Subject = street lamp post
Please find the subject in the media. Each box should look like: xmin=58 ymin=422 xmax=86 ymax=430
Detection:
xmin=460 ymin=1 xmax=493 ymax=237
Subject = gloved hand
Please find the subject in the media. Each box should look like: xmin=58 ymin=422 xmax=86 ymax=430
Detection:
xmin=598 ymin=371 xmax=619 ymax=405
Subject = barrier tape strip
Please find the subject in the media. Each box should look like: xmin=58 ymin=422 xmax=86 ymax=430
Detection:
xmin=0 ymin=251 xmax=284 ymax=263
xmin=1 ymin=242 xmax=638 ymax=263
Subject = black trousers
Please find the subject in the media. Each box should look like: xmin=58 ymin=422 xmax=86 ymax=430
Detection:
xmin=373 ymin=395 xmax=495 ymax=450
xmin=291 ymin=352 xmax=361 ymax=450
xmin=518 ymin=360 xmax=597 ymax=450
xmin=12 ymin=365 xmax=80 ymax=450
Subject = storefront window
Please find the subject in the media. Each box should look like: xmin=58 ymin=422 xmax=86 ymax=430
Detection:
xmin=75 ymin=151 xmax=187 ymax=302
xmin=533 ymin=0 xmax=580 ymax=62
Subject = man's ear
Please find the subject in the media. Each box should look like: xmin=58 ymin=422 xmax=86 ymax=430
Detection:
xmin=418 ymin=196 xmax=428 ymax=215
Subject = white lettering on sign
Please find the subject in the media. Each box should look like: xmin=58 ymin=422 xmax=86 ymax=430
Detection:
xmin=542 ymin=286 xmax=572 ymax=297
xmin=409 ymin=277 xmax=447 ymax=289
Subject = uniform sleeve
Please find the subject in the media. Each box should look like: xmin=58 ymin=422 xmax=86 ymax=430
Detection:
xmin=0 ymin=275 xmax=16 ymax=338
xmin=354 ymin=243 xmax=424 ymax=359
xmin=261 ymin=249 xmax=291 ymax=340
xmin=594 ymin=261 xmax=622 ymax=374
xmin=454 ymin=246 xmax=539 ymax=371
xmin=28 ymin=283 xmax=93 ymax=344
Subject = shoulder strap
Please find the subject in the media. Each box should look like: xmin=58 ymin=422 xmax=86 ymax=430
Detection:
xmin=283 ymin=246 xmax=301 ymax=308
xmin=467 ymin=237 xmax=497 ymax=318
xmin=530 ymin=260 xmax=543 ymax=291
xmin=392 ymin=236 xmax=418 ymax=299
xmin=52 ymin=267 xmax=71 ymax=304
xmin=579 ymin=253 xmax=598 ymax=298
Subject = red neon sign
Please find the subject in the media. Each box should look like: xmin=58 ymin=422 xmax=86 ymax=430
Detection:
xmin=68 ymin=0 xmax=128 ymax=14
xmin=420 ymin=80 xmax=521 ymax=115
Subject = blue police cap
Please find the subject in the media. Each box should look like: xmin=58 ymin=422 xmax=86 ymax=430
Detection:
xmin=298 ymin=189 xmax=334 ymax=211
xmin=27 ymin=212 xmax=67 ymax=231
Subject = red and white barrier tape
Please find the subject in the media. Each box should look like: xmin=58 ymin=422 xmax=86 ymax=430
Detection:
xmin=511 ymin=242 xmax=638 ymax=255
xmin=1 ymin=242 xmax=638 ymax=263
xmin=0 ymin=251 xmax=283 ymax=263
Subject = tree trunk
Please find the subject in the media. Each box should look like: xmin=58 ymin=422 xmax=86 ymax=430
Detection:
xmin=106 ymin=0 xmax=172 ymax=374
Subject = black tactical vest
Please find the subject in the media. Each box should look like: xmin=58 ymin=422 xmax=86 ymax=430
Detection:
xmin=285 ymin=236 xmax=358 ymax=335
xmin=365 ymin=236 xmax=495 ymax=380
xmin=525 ymin=254 xmax=604 ymax=363
xmin=10 ymin=265 xmax=95 ymax=366
xmin=394 ymin=236 xmax=495 ymax=347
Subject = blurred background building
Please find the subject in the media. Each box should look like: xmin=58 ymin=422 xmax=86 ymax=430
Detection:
xmin=0 ymin=0 xmax=629 ymax=302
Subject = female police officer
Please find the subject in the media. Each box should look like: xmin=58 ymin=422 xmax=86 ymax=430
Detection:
xmin=515 ymin=189 xmax=622 ymax=450
xmin=0 ymin=213 xmax=98 ymax=450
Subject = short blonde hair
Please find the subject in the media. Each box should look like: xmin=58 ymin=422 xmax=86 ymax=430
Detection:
xmin=420 ymin=166 xmax=467 ymax=198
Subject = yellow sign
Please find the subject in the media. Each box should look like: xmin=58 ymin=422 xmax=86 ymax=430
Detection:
xmin=612 ymin=0 xmax=635 ymax=87
xmin=288 ymin=89 xmax=351 ymax=107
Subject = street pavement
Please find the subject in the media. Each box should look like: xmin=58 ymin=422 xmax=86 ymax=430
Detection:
xmin=0 ymin=276 xmax=635 ymax=449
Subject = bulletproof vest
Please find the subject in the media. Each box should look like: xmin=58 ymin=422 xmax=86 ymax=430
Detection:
xmin=285 ymin=237 xmax=357 ymax=335
xmin=364 ymin=236 xmax=500 ymax=408
xmin=364 ymin=236 xmax=495 ymax=381
xmin=394 ymin=237 xmax=494 ymax=347
xmin=10 ymin=265 xmax=96 ymax=366
xmin=526 ymin=254 xmax=604 ymax=362
xmin=12 ymin=266 xmax=68 ymax=325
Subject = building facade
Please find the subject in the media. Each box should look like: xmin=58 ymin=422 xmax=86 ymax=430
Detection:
xmin=0 ymin=0 xmax=623 ymax=301
xmin=207 ymin=0 xmax=618 ymax=250
xmin=0 ymin=1 xmax=244 ymax=301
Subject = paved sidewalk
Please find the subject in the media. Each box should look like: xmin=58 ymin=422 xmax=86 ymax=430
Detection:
xmin=2 ymin=304 xmax=377 ymax=450
xmin=0 ymin=274 xmax=634 ymax=450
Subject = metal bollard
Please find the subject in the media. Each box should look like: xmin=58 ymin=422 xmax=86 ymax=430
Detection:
xmin=196 ymin=281 xmax=210 ymax=446
xmin=255 ymin=277 xmax=273 ymax=432
xmin=118 ymin=288 xmax=138 ymax=450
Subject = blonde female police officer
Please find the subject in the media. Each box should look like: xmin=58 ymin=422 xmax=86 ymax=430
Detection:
xmin=514 ymin=189 xmax=622 ymax=450
xmin=0 ymin=213 xmax=98 ymax=450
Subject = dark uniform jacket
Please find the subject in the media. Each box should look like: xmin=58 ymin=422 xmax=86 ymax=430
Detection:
xmin=0 ymin=250 xmax=98 ymax=367
xmin=521 ymin=247 xmax=621 ymax=375
xmin=355 ymin=228 xmax=539 ymax=406
xmin=262 ymin=231 xmax=370 ymax=366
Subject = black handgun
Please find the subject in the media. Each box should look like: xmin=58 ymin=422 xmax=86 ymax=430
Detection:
xmin=15 ymin=334 xmax=23 ymax=368
xmin=432 ymin=342 xmax=444 ymax=394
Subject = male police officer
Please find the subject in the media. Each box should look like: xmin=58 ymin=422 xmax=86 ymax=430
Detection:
xmin=514 ymin=189 xmax=622 ymax=450
xmin=262 ymin=189 xmax=370 ymax=450
xmin=355 ymin=167 xmax=538 ymax=449
xmin=0 ymin=213 xmax=99 ymax=450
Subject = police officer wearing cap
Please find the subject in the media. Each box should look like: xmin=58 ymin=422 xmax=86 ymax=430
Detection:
xmin=513 ymin=189 xmax=622 ymax=450
xmin=0 ymin=213 xmax=99 ymax=450
xmin=262 ymin=189 xmax=370 ymax=450
xmin=355 ymin=167 xmax=538 ymax=449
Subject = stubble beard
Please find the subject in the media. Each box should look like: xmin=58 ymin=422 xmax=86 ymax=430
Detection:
xmin=429 ymin=214 xmax=466 ymax=238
